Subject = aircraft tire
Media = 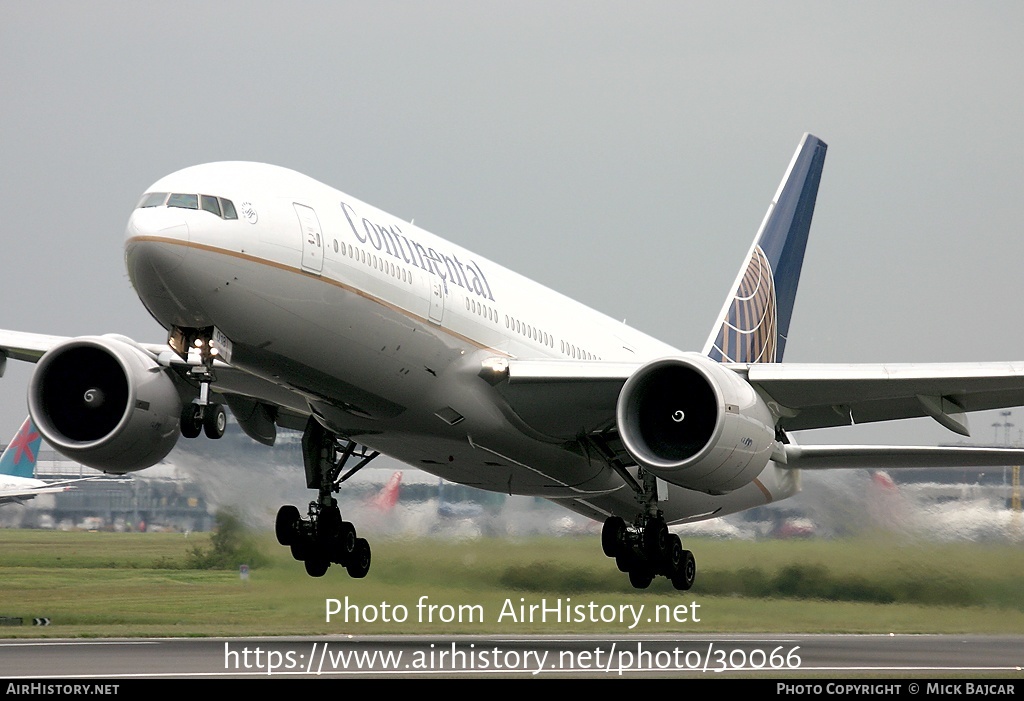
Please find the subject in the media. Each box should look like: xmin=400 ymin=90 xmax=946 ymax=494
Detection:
xmin=290 ymin=540 xmax=310 ymax=561
xmin=275 ymin=505 xmax=300 ymax=546
xmin=671 ymin=550 xmax=696 ymax=591
xmin=304 ymin=556 xmax=329 ymax=577
xmin=203 ymin=403 xmax=227 ymax=439
xmin=601 ymin=516 xmax=626 ymax=557
xmin=615 ymin=551 xmax=634 ymax=573
xmin=628 ymin=567 xmax=654 ymax=589
xmin=644 ymin=518 xmax=670 ymax=562
xmin=334 ymin=521 xmax=357 ymax=563
xmin=180 ymin=404 xmax=202 ymax=439
xmin=346 ymin=538 xmax=371 ymax=579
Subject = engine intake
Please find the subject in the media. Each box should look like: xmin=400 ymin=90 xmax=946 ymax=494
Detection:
xmin=616 ymin=354 xmax=776 ymax=494
xmin=28 ymin=336 xmax=182 ymax=473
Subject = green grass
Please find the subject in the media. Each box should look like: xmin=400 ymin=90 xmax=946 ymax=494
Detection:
xmin=0 ymin=530 xmax=1021 ymax=637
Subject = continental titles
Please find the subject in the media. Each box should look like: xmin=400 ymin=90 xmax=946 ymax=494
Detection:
xmin=340 ymin=200 xmax=495 ymax=302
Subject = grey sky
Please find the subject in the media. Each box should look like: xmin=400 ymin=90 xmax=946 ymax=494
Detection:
xmin=2 ymin=2 xmax=1023 ymax=447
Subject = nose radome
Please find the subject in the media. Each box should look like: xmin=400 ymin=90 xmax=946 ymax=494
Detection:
xmin=125 ymin=207 xmax=189 ymax=243
xmin=124 ymin=207 xmax=190 ymax=282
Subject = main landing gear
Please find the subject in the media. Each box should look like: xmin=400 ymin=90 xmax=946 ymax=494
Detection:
xmin=275 ymin=418 xmax=378 ymax=578
xmin=601 ymin=514 xmax=696 ymax=590
xmin=599 ymin=469 xmax=696 ymax=591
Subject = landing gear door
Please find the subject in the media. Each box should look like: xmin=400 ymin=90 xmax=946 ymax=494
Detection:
xmin=294 ymin=203 xmax=324 ymax=274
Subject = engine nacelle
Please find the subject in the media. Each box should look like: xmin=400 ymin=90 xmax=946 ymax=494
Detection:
xmin=28 ymin=336 xmax=182 ymax=473
xmin=616 ymin=354 xmax=777 ymax=494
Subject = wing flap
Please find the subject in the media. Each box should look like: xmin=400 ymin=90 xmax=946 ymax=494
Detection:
xmin=741 ymin=362 xmax=1024 ymax=433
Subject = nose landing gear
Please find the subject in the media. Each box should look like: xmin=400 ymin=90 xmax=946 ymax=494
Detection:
xmin=169 ymin=326 xmax=228 ymax=440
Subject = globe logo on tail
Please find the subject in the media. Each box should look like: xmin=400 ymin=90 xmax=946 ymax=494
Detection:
xmin=709 ymin=245 xmax=778 ymax=364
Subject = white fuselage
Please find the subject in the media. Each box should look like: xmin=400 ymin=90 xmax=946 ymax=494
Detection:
xmin=124 ymin=162 xmax=796 ymax=523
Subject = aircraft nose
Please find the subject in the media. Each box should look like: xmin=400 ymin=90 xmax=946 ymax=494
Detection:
xmin=125 ymin=207 xmax=189 ymax=244
xmin=124 ymin=205 xmax=192 ymax=302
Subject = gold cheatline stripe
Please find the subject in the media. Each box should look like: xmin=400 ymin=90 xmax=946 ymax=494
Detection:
xmin=126 ymin=235 xmax=510 ymax=358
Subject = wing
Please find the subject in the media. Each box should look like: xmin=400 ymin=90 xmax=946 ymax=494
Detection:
xmin=0 ymin=485 xmax=69 ymax=504
xmin=740 ymin=361 xmax=1024 ymax=435
xmin=487 ymin=357 xmax=1024 ymax=468
xmin=0 ymin=329 xmax=310 ymax=447
xmin=0 ymin=330 xmax=71 ymax=364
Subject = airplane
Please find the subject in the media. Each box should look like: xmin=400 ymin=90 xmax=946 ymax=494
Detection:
xmin=4 ymin=133 xmax=1024 ymax=588
xmin=0 ymin=416 xmax=80 ymax=504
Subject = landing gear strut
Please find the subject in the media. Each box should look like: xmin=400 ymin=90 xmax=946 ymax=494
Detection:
xmin=600 ymin=469 xmax=696 ymax=591
xmin=170 ymin=326 xmax=226 ymax=440
xmin=275 ymin=417 xmax=378 ymax=578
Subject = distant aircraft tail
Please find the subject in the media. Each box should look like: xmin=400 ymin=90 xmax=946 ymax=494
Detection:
xmin=0 ymin=417 xmax=42 ymax=479
xmin=704 ymin=133 xmax=827 ymax=363
xmin=368 ymin=470 xmax=402 ymax=511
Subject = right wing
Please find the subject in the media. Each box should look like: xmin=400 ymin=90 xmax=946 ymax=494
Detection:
xmin=0 ymin=329 xmax=311 ymax=448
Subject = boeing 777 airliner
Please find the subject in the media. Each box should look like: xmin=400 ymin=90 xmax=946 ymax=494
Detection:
xmin=3 ymin=134 xmax=1024 ymax=588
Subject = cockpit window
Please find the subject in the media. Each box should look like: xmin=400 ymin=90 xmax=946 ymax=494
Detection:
xmin=139 ymin=192 xmax=168 ymax=208
xmin=220 ymin=198 xmax=238 ymax=220
xmin=167 ymin=193 xmax=199 ymax=210
xmin=200 ymin=195 xmax=221 ymax=217
xmin=137 ymin=192 xmax=239 ymax=220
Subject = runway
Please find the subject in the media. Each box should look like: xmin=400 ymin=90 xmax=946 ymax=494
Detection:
xmin=0 ymin=634 xmax=1020 ymax=678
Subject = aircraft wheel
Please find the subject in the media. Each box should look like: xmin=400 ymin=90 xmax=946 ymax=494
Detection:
xmin=304 ymin=556 xmax=329 ymax=577
xmin=671 ymin=549 xmax=696 ymax=591
xmin=615 ymin=551 xmax=634 ymax=573
xmin=664 ymin=534 xmax=684 ymax=577
xmin=203 ymin=403 xmax=227 ymax=439
xmin=275 ymin=505 xmax=300 ymax=546
xmin=644 ymin=518 xmax=670 ymax=562
xmin=601 ymin=516 xmax=626 ymax=557
xmin=180 ymin=404 xmax=202 ymax=439
xmin=346 ymin=538 xmax=371 ymax=579
xmin=333 ymin=521 xmax=357 ymax=564
xmin=290 ymin=540 xmax=310 ymax=561
xmin=628 ymin=567 xmax=654 ymax=589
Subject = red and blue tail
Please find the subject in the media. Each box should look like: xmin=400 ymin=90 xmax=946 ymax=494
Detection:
xmin=0 ymin=416 xmax=42 ymax=479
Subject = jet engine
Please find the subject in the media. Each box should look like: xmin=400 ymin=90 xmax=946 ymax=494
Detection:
xmin=616 ymin=354 xmax=777 ymax=494
xmin=28 ymin=336 xmax=182 ymax=473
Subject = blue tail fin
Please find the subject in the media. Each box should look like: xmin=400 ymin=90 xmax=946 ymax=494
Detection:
xmin=704 ymin=133 xmax=827 ymax=363
xmin=0 ymin=417 xmax=42 ymax=479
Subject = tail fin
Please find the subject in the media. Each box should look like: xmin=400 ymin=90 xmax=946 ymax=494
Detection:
xmin=0 ymin=417 xmax=42 ymax=479
xmin=368 ymin=471 xmax=402 ymax=511
xmin=704 ymin=133 xmax=827 ymax=363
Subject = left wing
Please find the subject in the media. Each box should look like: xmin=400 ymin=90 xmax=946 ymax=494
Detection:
xmin=486 ymin=356 xmax=1024 ymax=467
xmin=739 ymin=361 xmax=1024 ymax=435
